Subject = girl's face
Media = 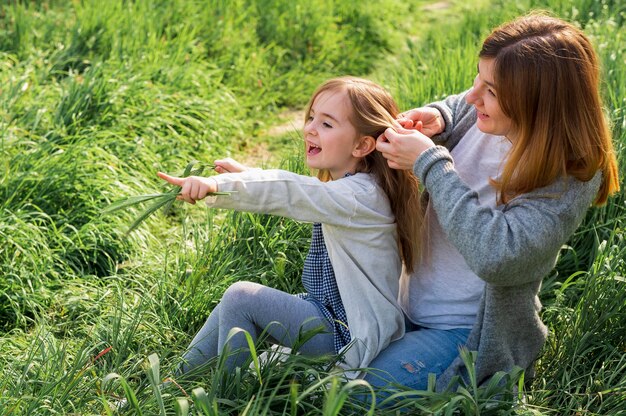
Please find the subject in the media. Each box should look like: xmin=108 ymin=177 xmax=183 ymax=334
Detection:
xmin=466 ymin=58 xmax=514 ymax=139
xmin=304 ymin=89 xmax=362 ymax=179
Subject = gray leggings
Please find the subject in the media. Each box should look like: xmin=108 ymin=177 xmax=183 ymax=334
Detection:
xmin=180 ymin=281 xmax=335 ymax=373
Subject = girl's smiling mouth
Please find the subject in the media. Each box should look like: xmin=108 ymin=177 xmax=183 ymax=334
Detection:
xmin=307 ymin=142 xmax=322 ymax=155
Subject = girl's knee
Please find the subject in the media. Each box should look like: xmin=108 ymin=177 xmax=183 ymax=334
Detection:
xmin=221 ymin=281 xmax=259 ymax=310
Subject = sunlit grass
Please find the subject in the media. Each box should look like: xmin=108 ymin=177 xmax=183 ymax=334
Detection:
xmin=0 ymin=0 xmax=624 ymax=414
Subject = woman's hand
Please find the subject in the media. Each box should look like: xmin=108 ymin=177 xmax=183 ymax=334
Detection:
xmin=397 ymin=107 xmax=445 ymax=138
xmin=214 ymin=158 xmax=249 ymax=174
xmin=157 ymin=172 xmax=218 ymax=204
xmin=376 ymin=125 xmax=436 ymax=170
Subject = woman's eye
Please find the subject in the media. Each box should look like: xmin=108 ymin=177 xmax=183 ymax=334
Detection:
xmin=487 ymin=88 xmax=496 ymax=97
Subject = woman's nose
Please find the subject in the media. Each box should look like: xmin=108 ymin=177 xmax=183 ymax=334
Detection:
xmin=465 ymin=87 xmax=479 ymax=105
xmin=466 ymin=76 xmax=482 ymax=105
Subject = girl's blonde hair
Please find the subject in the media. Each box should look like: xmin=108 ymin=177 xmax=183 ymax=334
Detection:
xmin=304 ymin=77 xmax=423 ymax=272
xmin=481 ymin=12 xmax=619 ymax=205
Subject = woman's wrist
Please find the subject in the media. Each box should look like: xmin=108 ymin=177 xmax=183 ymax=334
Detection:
xmin=413 ymin=146 xmax=453 ymax=185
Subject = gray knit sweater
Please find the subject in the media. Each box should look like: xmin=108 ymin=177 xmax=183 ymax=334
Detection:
xmin=417 ymin=92 xmax=602 ymax=391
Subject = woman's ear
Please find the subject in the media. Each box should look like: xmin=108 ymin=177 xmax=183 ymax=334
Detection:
xmin=352 ymin=136 xmax=376 ymax=157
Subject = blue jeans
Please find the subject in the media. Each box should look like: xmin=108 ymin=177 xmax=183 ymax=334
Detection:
xmin=363 ymin=320 xmax=470 ymax=391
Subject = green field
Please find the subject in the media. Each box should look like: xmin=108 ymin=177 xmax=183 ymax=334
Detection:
xmin=0 ymin=0 xmax=624 ymax=414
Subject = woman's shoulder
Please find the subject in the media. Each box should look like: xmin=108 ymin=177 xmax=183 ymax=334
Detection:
xmin=507 ymin=171 xmax=602 ymax=215
xmin=523 ymin=171 xmax=601 ymax=197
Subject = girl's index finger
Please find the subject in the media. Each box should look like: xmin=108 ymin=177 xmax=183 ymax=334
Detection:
xmin=157 ymin=171 xmax=184 ymax=186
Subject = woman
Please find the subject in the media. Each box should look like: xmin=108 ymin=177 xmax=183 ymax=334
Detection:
xmin=370 ymin=12 xmax=619 ymax=392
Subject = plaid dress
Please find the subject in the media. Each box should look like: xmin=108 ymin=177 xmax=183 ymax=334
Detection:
xmin=297 ymin=222 xmax=351 ymax=353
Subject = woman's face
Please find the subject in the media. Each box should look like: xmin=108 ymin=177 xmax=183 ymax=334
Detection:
xmin=466 ymin=58 xmax=514 ymax=139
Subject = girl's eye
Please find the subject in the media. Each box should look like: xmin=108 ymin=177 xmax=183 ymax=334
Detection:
xmin=487 ymin=88 xmax=496 ymax=97
xmin=322 ymin=122 xmax=332 ymax=128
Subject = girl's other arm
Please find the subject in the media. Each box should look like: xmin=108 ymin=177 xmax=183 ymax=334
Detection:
xmin=214 ymin=158 xmax=251 ymax=174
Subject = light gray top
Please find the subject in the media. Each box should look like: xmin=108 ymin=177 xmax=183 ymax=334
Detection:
xmin=417 ymin=91 xmax=602 ymax=390
xmin=405 ymin=124 xmax=511 ymax=329
xmin=207 ymin=169 xmax=405 ymax=369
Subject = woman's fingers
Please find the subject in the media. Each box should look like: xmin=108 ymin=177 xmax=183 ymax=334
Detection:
xmin=376 ymin=130 xmax=402 ymax=168
xmin=376 ymin=127 xmax=435 ymax=170
xmin=397 ymin=107 xmax=443 ymax=137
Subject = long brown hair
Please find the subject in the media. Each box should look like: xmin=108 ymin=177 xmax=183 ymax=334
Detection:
xmin=480 ymin=12 xmax=619 ymax=205
xmin=304 ymin=77 xmax=423 ymax=272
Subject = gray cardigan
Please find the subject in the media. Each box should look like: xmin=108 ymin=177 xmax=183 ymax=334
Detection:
xmin=417 ymin=92 xmax=602 ymax=390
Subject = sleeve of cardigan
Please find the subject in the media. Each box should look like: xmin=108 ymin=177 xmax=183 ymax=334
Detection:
xmin=206 ymin=169 xmax=393 ymax=227
xmin=427 ymin=90 xmax=477 ymax=151
xmin=414 ymin=146 xmax=601 ymax=286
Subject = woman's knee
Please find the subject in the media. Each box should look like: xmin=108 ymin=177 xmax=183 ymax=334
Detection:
xmin=363 ymin=328 xmax=470 ymax=390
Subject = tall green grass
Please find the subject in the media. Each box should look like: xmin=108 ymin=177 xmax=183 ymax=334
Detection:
xmin=0 ymin=0 xmax=624 ymax=414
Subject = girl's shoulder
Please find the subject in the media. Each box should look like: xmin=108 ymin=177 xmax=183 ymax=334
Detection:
xmin=333 ymin=172 xmax=380 ymax=191
xmin=330 ymin=172 xmax=389 ymax=204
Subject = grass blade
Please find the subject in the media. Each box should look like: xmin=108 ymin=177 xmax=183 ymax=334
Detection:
xmin=103 ymin=192 xmax=180 ymax=214
xmin=103 ymin=161 xmax=231 ymax=233
xmin=102 ymin=373 xmax=143 ymax=416
xmin=145 ymin=353 xmax=166 ymax=416
xmin=125 ymin=195 xmax=177 ymax=234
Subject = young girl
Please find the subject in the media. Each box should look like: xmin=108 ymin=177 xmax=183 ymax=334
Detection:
xmin=371 ymin=12 xmax=620 ymax=392
xmin=158 ymin=77 xmax=423 ymax=373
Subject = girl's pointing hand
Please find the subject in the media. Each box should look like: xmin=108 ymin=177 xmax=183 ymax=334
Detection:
xmin=157 ymin=172 xmax=218 ymax=204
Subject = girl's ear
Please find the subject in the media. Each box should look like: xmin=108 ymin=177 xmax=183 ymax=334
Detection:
xmin=353 ymin=136 xmax=376 ymax=157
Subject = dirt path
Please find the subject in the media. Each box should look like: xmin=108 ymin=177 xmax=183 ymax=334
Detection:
xmin=265 ymin=109 xmax=302 ymax=137
xmin=241 ymin=109 xmax=303 ymax=168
